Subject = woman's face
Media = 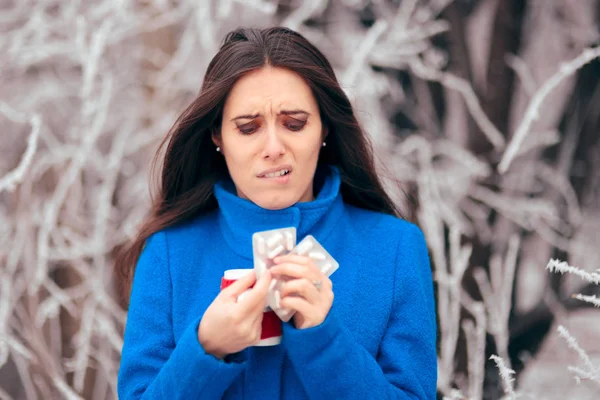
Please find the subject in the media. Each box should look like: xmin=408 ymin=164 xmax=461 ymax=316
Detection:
xmin=214 ymin=66 xmax=326 ymax=210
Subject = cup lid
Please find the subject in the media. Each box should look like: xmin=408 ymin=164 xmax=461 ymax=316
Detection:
xmin=224 ymin=269 xmax=253 ymax=280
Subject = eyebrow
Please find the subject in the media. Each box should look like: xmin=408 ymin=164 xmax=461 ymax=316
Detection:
xmin=230 ymin=109 xmax=310 ymax=122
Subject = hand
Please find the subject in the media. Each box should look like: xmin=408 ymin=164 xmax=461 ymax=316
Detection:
xmin=269 ymin=254 xmax=333 ymax=329
xmin=198 ymin=270 xmax=272 ymax=359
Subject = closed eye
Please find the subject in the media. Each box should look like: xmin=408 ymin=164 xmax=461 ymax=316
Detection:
xmin=237 ymin=122 xmax=260 ymax=135
xmin=236 ymin=120 xmax=307 ymax=135
xmin=284 ymin=120 xmax=307 ymax=131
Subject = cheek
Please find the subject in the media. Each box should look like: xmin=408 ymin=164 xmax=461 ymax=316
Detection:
xmin=222 ymin=135 xmax=256 ymax=164
xmin=295 ymin=127 xmax=323 ymax=155
xmin=298 ymin=139 xmax=323 ymax=163
xmin=225 ymin=149 xmax=252 ymax=166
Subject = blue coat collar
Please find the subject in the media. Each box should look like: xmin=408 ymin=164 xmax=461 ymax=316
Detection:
xmin=213 ymin=165 xmax=345 ymax=260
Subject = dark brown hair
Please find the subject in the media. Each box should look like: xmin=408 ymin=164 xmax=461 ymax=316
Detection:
xmin=115 ymin=26 xmax=405 ymax=301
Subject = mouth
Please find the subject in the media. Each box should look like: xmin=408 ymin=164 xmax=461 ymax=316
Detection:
xmin=258 ymin=166 xmax=292 ymax=181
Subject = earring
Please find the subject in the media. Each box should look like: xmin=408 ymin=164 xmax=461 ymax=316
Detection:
xmin=322 ymin=142 xmax=326 ymax=147
xmin=216 ymin=146 xmax=221 ymax=152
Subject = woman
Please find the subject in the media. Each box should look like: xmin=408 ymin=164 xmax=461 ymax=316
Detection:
xmin=116 ymin=26 xmax=437 ymax=399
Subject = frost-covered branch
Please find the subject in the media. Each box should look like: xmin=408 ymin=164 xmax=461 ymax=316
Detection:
xmin=490 ymin=355 xmax=516 ymax=399
xmin=499 ymin=46 xmax=600 ymax=173
xmin=0 ymin=104 xmax=42 ymax=193
xmin=557 ymin=326 xmax=600 ymax=385
xmin=408 ymin=57 xmax=506 ymax=150
xmin=1 ymin=1 xmax=598 ymax=399
xmin=572 ymin=294 xmax=600 ymax=307
xmin=546 ymin=259 xmax=600 ymax=285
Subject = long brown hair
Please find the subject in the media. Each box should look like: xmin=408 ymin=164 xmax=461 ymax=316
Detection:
xmin=115 ymin=26 xmax=406 ymax=301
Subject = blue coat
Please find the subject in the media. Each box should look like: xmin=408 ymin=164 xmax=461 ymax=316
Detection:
xmin=118 ymin=166 xmax=437 ymax=399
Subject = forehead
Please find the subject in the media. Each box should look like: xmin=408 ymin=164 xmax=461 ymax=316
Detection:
xmin=223 ymin=67 xmax=317 ymax=114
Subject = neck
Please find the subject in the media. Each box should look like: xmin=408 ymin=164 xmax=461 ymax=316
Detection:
xmin=213 ymin=165 xmax=345 ymax=260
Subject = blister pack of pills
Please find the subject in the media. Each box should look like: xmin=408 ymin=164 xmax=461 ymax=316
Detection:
xmin=267 ymin=279 xmax=295 ymax=322
xmin=291 ymin=235 xmax=339 ymax=277
xmin=252 ymin=227 xmax=297 ymax=321
xmin=252 ymin=227 xmax=296 ymax=279
xmin=252 ymin=228 xmax=339 ymax=323
xmin=270 ymin=235 xmax=340 ymax=321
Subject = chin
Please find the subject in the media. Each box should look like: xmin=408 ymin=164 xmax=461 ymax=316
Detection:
xmin=252 ymin=193 xmax=299 ymax=210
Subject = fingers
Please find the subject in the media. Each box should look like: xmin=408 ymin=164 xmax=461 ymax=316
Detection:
xmin=279 ymin=278 xmax=321 ymax=303
xmin=237 ymin=270 xmax=272 ymax=313
xmin=273 ymin=254 xmax=312 ymax=265
xmin=269 ymin=262 xmax=321 ymax=281
xmin=221 ymin=270 xmax=257 ymax=297
xmin=279 ymin=295 xmax=313 ymax=316
xmin=271 ymin=254 xmax=322 ymax=279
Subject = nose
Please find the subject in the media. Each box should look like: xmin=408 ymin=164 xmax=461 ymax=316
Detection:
xmin=261 ymin=125 xmax=286 ymax=159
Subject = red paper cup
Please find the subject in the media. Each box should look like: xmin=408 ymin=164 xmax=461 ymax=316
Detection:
xmin=221 ymin=269 xmax=282 ymax=346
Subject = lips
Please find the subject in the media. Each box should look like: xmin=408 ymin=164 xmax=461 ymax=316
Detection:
xmin=263 ymin=169 xmax=290 ymax=178
xmin=258 ymin=165 xmax=293 ymax=178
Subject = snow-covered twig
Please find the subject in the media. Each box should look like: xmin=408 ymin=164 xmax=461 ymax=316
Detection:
xmin=505 ymin=53 xmax=538 ymax=96
xmin=567 ymin=366 xmax=600 ymax=384
xmin=283 ymin=0 xmax=325 ymax=31
xmin=490 ymin=354 xmax=516 ymax=398
xmin=546 ymin=259 xmax=600 ymax=285
xmin=436 ymin=227 xmax=472 ymax=393
xmin=0 ymin=104 xmax=42 ymax=193
xmin=557 ymin=325 xmax=600 ymax=384
xmin=473 ymin=235 xmax=519 ymax=370
xmin=499 ymin=46 xmax=600 ymax=173
xmin=343 ymin=20 xmax=388 ymax=87
xmin=394 ymin=0 xmax=419 ymax=28
xmin=408 ymin=57 xmax=506 ymax=150
xmin=572 ymin=294 xmax=600 ymax=307
xmin=462 ymin=301 xmax=486 ymax=400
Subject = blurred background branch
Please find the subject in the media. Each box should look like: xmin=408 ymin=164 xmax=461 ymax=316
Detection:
xmin=1 ymin=0 xmax=599 ymax=399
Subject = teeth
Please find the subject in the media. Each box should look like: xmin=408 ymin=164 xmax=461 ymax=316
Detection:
xmin=264 ymin=169 xmax=289 ymax=178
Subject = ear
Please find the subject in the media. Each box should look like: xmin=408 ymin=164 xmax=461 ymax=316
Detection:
xmin=211 ymin=130 xmax=221 ymax=147
xmin=322 ymin=126 xmax=329 ymax=142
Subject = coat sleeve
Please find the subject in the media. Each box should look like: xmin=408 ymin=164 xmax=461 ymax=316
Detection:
xmin=281 ymin=224 xmax=437 ymax=399
xmin=117 ymin=231 xmax=247 ymax=399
